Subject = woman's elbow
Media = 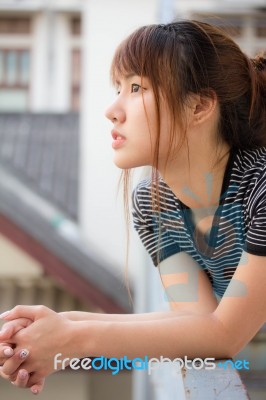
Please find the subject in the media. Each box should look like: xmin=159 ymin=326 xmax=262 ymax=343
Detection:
xmin=211 ymin=313 xmax=239 ymax=359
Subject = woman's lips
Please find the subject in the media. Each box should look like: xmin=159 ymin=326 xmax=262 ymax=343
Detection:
xmin=111 ymin=130 xmax=126 ymax=149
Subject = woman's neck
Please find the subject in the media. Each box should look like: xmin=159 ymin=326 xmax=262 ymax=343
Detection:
xmin=159 ymin=141 xmax=231 ymax=210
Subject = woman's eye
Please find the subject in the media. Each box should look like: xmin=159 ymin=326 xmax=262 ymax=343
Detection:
xmin=131 ymin=84 xmax=141 ymax=93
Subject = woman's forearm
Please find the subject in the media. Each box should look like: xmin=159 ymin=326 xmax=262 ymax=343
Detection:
xmin=69 ymin=312 xmax=232 ymax=360
xmin=60 ymin=309 xmax=200 ymax=323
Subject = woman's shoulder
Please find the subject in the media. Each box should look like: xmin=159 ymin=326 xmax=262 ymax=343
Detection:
xmin=132 ymin=176 xmax=175 ymax=210
xmin=131 ymin=177 xmax=153 ymax=211
xmin=132 ymin=178 xmax=152 ymax=200
xmin=235 ymin=146 xmax=266 ymax=172
xmin=233 ymin=147 xmax=266 ymax=203
xmin=133 ymin=174 xmax=164 ymax=191
xmin=132 ymin=176 xmax=172 ymax=199
xmin=134 ymin=177 xmax=153 ymax=192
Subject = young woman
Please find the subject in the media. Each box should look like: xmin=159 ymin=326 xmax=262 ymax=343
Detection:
xmin=0 ymin=20 xmax=266 ymax=395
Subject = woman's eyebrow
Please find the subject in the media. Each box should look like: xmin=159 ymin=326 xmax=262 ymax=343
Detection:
xmin=125 ymin=73 xmax=138 ymax=79
xmin=115 ymin=74 xmax=139 ymax=85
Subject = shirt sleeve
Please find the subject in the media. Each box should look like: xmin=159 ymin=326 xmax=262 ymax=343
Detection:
xmin=244 ymin=167 xmax=266 ymax=256
xmin=132 ymin=183 xmax=181 ymax=266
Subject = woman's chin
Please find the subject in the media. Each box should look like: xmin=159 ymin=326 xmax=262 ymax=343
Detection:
xmin=113 ymin=155 xmax=143 ymax=170
xmin=113 ymin=160 xmax=135 ymax=169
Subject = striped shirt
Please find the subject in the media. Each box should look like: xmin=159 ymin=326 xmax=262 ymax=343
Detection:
xmin=132 ymin=146 xmax=266 ymax=297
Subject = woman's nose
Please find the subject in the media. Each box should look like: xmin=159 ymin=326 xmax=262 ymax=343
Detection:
xmin=104 ymin=104 xmax=115 ymax=121
xmin=105 ymin=101 xmax=125 ymax=123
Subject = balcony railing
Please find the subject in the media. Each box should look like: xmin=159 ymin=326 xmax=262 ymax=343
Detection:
xmin=150 ymin=359 xmax=250 ymax=399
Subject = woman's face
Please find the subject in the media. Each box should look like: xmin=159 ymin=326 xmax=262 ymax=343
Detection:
xmin=105 ymin=74 xmax=173 ymax=170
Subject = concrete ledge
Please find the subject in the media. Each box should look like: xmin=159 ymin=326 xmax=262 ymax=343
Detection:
xmin=150 ymin=359 xmax=249 ymax=400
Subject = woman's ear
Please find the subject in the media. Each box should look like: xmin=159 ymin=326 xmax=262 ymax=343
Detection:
xmin=189 ymin=90 xmax=218 ymax=125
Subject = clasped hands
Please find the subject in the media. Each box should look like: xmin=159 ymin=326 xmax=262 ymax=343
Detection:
xmin=0 ymin=305 xmax=75 ymax=395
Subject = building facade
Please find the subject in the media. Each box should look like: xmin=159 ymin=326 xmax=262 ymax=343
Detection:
xmin=0 ymin=0 xmax=82 ymax=113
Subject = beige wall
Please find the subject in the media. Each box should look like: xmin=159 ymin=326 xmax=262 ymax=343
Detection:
xmin=0 ymin=233 xmax=43 ymax=279
xmin=0 ymin=233 xmax=95 ymax=314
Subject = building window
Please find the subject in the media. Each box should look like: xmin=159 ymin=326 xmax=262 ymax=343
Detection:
xmin=71 ymin=17 xmax=81 ymax=36
xmin=71 ymin=49 xmax=81 ymax=111
xmin=0 ymin=49 xmax=30 ymax=111
xmin=0 ymin=18 xmax=31 ymax=34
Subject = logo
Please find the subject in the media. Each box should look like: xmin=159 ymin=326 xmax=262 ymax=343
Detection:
xmin=217 ymin=359 xmax=250 ymax=370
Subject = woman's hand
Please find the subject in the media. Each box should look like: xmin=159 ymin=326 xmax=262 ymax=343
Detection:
xmin=0 ymin=306 xmax=75 ymax=392
xmin=0 ymin=316 xmax=46 ymax=394
xmin=0 ymin=317 xmax=32 ymax=368
xmin=0 ymin=365 xmax=46 ymax=395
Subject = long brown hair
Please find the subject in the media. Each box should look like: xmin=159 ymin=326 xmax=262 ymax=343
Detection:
xmin=110 ymin=20 xmax=266 ymax=303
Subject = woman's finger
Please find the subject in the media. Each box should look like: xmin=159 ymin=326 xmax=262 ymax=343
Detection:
xmin=0 ymin=343 xmax=14 ymax=358
xmin=29 ymin=374 xmax=46 ymax=395
xmin=9 ymin=369 xmax=30 ymax=389
xmin=9 ymin=371 xmax=46 ymax=393
xmin=0 ymin=365 xmax=11 ymax=379
xmin=2 ymin=348 xmax=29 ymax=376
xmin=0 ymin=367 xmax=44 ymax=393
xmin=0 ymin=305 xmax=49 ymax=322
xmin=0 ymin=346 xmax=14 ymax=366
xmin=0 ymin=318 xmax=32 ymax=342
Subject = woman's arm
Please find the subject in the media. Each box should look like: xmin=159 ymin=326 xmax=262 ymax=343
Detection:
xmin=0 ymin=252 xmax=217 ymax=367
xmin=73 ymin=250 xmax=265 ymax=360
xmin=0 ymin=305 xmax=228 ymax=388
xmin=1 ymin=251 xmax=265 ymax=384
xmin=71 ymin=312 xmax=229 ymax=360
xmin=0 ymin=251 xmax=217 ymax=365
xmin=0 ymin=257 xmax=217 ymax=393
xmin=63 ymin=252 xmax=219 ymax=322
xmin=60 ymin=308 xmax=210 ymax=322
